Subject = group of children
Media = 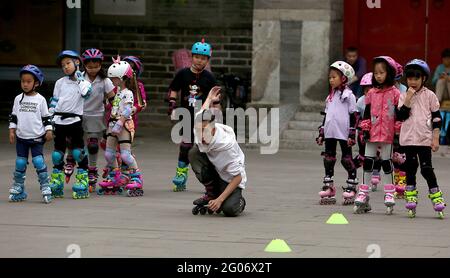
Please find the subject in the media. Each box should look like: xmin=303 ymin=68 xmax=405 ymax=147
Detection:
xmin=317 ymin=56 xmax=447 ymax=219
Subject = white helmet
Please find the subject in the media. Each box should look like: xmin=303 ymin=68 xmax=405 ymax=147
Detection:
xmin=108 ymin=57 xmax=134 ymax=80
xmin=330 ymin=61 xmax=355 ymax=84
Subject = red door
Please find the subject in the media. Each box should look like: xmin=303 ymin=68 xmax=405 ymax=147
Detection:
xmin=427 ymin=0 xmax=450 ymax=68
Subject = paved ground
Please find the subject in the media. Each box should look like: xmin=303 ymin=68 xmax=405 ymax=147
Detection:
xmin=0 ymin=123 xmax=449 ymax=258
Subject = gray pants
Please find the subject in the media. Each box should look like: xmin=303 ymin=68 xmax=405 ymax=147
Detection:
xmin=188 ymin=145 xmax=245 ymax=217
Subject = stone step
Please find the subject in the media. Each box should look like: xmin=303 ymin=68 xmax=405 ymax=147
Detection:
xmin=282 ymin=129 xmax=318 ymax=141
xmin=279 ymin=139 xmax=322 ymax=151
xmin=294 ymin=112 xmax=323 ymax=122
xmin=288 ymin=120 xmax=322 ymax=131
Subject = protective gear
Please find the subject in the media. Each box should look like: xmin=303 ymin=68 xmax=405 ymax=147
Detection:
xmin=15 ymin=157 xmax=27 ymax=172
xmin=122 ymin=105 xmax=133 ymax=119
xmin=363 ymin=156 xmax=376 ymax=172
xmin=123 ymin=56 xmax=143 ymax=76
xmin=168 ymin=97 xmax=177 ymax=116
xmin=360 ymin=72 xmax=373 ymax=86
xmin=392 ymin=152 xmax=406 ymax=165
xmin=120 ymin=149 xmax=136 ymax=167
xmin=104 ymin=148 xmax=116 ymax=165
xmin=75 ymin=70 xmax=85 ymax=82
xmin=359 ymin=119 xmax=372 ymax=131
xmin=9 ymin=114 xmax=18 ymax=125
xmin=341 ymin=155 xmax=356 ymax=172
xmin=348 ymin=128 xmax=356 ymax=146
xmin=81 ymin=48 xmax=104 ymax=62
xmin=72 ymin=148 xmax=86 ymax=163
xmin=191 ymin=39 xmax=212 ymax=58
xmin=394 ymin=61 xmax=404 ymax=80
xmin=323 ymin=153 xmax=337 ymax=177
xmin=51 ymin=151 xmax=64 ymax=166
xmin=316 ymin=126 xmax=325 ymax=145
xmin=87 ymin=138 xmax=99 ymax=155
xmin=56 ymin=50 xmax=81 ymax=66
xmin=49 ymin=97 xmax=59 ymax=116
xmin=111 ymin=120 xmax=124 ymax=135
xmin=373 ymin=56 xmax=403 ymax=78
xmin=330 ymin=61 xmax=355 ymax=84
xmin=107 ymin=56 xmax=133 ymax=80
xmin=381 ymin=159 xmax=394 ymax=175
xmin=32 ymin=155 xmax=46 ymax=171
xmin=405 ymin=59 xmax=431 ymax=80
xmin=20 ymin=65 xmax=44 ymax=85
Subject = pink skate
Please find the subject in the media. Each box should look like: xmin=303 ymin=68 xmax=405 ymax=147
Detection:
xmin=319 ymin=177 xmax=336 ymax=205
xmin=125 ymin=169 xmax=144 ymax=197
xmin=97 ymin=169 xmax=129 ymax=195
xmin=384 ymin=184 xmax=396 ymax=215
xmin=353 ymin=184 xmax=371 ymax=214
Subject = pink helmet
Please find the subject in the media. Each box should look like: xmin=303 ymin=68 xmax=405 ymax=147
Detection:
xmin=360 ymin=72 xmax=373 ymax=86
xmin=373 ymin=56 xmax=403 ymax=78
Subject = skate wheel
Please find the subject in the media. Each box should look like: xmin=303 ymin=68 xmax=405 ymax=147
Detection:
xmin=408 ymin=210 xmax=416 ymax=218
xmin=118 ymin=188 xmax=124 ymax=195
xmin=43 ymin=195 xmax=52 ymax=204
xmin=96 ymin=188 xmax=104 ymax=195
xmin=200 ymin=207 xmax=207 ymax=215
xmin=208 ymin=209 xmax=214 ymax=215
xmin=72 ymin=192 xmax=77 ymax=199
xmin=353 ymin=206 xmax=359 ymax=214
xmin=386 ymin=206 xmax=394 ymax=215
xmin=192 ymin=206 xmax=200 ymax=215
xmin=438 ymin=211 xmax=444 ymax=219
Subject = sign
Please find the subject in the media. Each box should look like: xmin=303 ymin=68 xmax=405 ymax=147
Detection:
xmin=94 ymin=0 xmax=146 ymax=16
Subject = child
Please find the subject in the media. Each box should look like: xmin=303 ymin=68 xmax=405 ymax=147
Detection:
xmin=316 ymin=61 xmax=359 ymax=206
xmin=49 ymin=50 xmax=92 ymax=199
xmin=99 ymin=57 xmax=143 ymax=197
xmin=397 ymin=59 xmax=447 ymax=219
xmin=80 ymin=48 xmax=115 ymax=193
xmin=432 ymin=48 xmax=450 ymax=103
xmin=189 ymin=87 xmax=246 ymax=217
xmin=356 ymin=56 xmax=403 ymax=215
xmin=167 ymin=39 xmax=218 ymax=192
xmin=8 ymin=65 xmax=53 ymax=203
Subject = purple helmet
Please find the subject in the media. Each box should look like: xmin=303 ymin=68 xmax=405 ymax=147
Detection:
xmin=405 ymin=59 xmax=431 ymax=79
xmin=82 ymin=48 xmax=104 ymax=62
xmin=20 ymin=65 xmax=44 ymax=85
xmin=123 ymin=56 xmax=143 ymax=76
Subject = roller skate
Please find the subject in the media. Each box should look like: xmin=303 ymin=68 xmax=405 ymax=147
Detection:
xmin=172 ymin=161 xmax=188 ymax=192
xmin=394 ymin=171 xmax=406 ymax=199
xmin=405 ymin=185 xmax=418 ymax=218
xmin=371 ymin=170 xmax=381 ymax=192
xmin=9 ymin=171 xmax=28 ymax=202
xmin=125 ymin=169 xmax=144 ymax=197
xmin=97 ymin=168 xmax=128 ymax=195
xmin=342 ymin=179 xmax=358 ymax=206
xmin=38 ymin=171 xmax=52 ymax=204
xmin=64 ymin=158 xmax=75 ymax=184
xmin=88 ymin=166 xmax=99 ymax=193
xmin=72 ymin=169 xmax=89 ymax=199
xmin=192 ymin=184 xmax=216 ymax=215
xmin=384 ymin=184 xmax=396 ymax=215
xmin=319 ymin=176 xmax=336 ymax=205
xmin=50 ymin=169 xmax=65 ymax=198
xmin=353 ymin=184 xmax=371 ymax=214
xmin=428 ymin=188 xmax=446 ymax=219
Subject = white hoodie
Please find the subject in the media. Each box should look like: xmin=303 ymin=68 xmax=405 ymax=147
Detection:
xmin=195 ymin=123 xmax=247 ymax=189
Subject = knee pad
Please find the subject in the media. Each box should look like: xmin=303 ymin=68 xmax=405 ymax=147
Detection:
xmin=52 ymin=151 xmax=64 ymax=166
xmin=323 ymin=153 xmax=337 ymax=167
xmin=381 ymin=159 xmax=394 ymax=174
xmin=87 ymin=138 xmax=99 ymax=155
xmin=363 ymin=156 xmax=376 ymax=172
xmin=120 ymin=149 xmax=135 ymax=166
xmin=72 ymin=148 xmax=86 ymax=163
xmin=15 ymin=157 xmax=28 ymax=172
xmin=341 ymin=155 xmax=356 ymax=172
xmin=32 ymin=155 xmax=47 ymax=172
xmin=104 ymin=148 xmax=116 ymax=165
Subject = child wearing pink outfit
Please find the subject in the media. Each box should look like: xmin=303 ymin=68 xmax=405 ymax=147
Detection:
xmin=356 ymin=56 xmax=403 ymax=215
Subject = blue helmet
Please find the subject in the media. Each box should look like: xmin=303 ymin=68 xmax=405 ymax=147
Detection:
xmin=191 ymin=39 xmax=212 ymax=58
xmin=20 ymin=65 xmax=44 ymax=85
xmin=405 ymin=59 xmax=431 ymax=79
xmin=57 ymin=50 xmax=82 ymax=65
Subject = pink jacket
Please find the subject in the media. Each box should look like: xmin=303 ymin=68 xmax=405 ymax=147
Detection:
xmin=365 ymin=86 xmax=400 ymax=143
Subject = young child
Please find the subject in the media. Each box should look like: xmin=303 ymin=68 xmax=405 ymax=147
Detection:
xmin=397 ymin=59 xmax=446 ymax=219
xmin=80 ymin=48 xmax=115 ymax=193
xmin=49 ymin=50 xmax=92 ymax=199
xmin=316 ymin=61 xmax=359 ymax=206
xmin=98 ymin=57 xmax=143 ymax=197
xmin=8 ymin=65 xmax=53 ymax=203
xmin=356 ymin=56 xmax=403 ymax=215
xmin=189 ymin=87 xmax=246 ymax=217
xmin=168 ymin=39 xmax=217 ymax=192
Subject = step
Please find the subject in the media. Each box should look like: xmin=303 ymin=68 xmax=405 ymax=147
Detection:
xmin=282 ymin=129 xmax=319 ymax=141
xmin=288 ymin=120 xmax=322 ymax=131
xmin=279 ymin=139 xmax=322 ymax=151
xmin=294 ymin=112 xmax=323 ymax=122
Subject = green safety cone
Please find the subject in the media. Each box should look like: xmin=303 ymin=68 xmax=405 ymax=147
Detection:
xmin=326 ymin=213 xmax=349 ymax=225
xmin=264 ymin=239 xmax=292 ymax=253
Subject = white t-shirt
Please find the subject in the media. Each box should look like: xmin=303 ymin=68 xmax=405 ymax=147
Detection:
xmin=195 ymin=123 xmax=247 ymax=189
xmin=110 ymin=88 xmax=134 ymax=120
xmin=52 ymin=76 xmax=90 ymax=125
xmin=9 ymin=93 xmax=52 ymax=140
xmin=83 ymin=74 xmax=114 ymax=117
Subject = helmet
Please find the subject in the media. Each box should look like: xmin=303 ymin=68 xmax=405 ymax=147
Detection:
xmin=330 ymin=61 xmax=355 ymax=84
xmin=191 ymin=38 xmax=212 ymax=58
xmin=107 ymin=56 xmax=134 ymax=80
xmin=405 ymin=59 xmax=431 ymax=79
xmin=373 ymin=56 xmax=403 ymax=78
xmin=57 ymin=50 xmax=81 ymax=65
xmin=394 ymin=62 xmax=404 ymax=80
xmin=123 ymin=56 xmax=143 ymax=76
xmin=82 ymin=48 xmax=104 ymax=62
xmin=360 ymin=72 xmax=373 ymax=86
xmin=20 ymin=65 xmax=44 ymax=85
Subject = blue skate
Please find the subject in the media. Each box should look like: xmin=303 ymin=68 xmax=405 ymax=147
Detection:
xmin=172 ymin=161 xmax=189 ymax=192
xmin=50 ymin=169 xmax=65 ymax=198
xmin=9 ymin=171 xmax=28 ymax=202
xmin=72 ymin=169 xmax=90 ymax=199
xmin=38 ymin=171 xmax=53 ymax=204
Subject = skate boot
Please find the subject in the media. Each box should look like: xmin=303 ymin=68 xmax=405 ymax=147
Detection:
xmin=97 ymin=168 xmax=129 ymax=195
xmin=342 ymin=178 xmax=358 ymax=206
xmin=395 ymin=171 xmax=406 ymax=199
xmin=9 ymin=171 xmax=28 ymax=202
xmin=192 ymin=184 xmax=216 ymax=215
xmin=87 ymin=166 xmax=99 ymax=193
xmin=319 ymin=176 xmax=336 ymax=205
xmin=384 ymin=184 xmax=396 ymax=215
xmin=50 ymin=169 xmax=65 ymax=198
xmin=371 ymin=170 xmax=381 ymax=192
xmin=72 ymin=169 xmax=89 ymax=199
xmin=428 ymin=187 xmax=446 ymax=219
xmin=393 ymin=169 xmax=400 ymax=185
xmin=38 ymin=171 xmax=52 ymax=204
xmin=405 ymin=185 xmax=418 ymax=218
xmin=64 ymin=157 xmax=75 ymax=184
xmin=353 ymin=184 xmax=371 ymax=214
xmin=125 ymin=169 xmax=144 ymax=197
xmin=172 ymin=161 xmax=189 ymax=192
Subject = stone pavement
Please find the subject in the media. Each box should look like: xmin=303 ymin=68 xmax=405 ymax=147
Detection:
xmin=0 ymin=124 xmax=449 ymax=258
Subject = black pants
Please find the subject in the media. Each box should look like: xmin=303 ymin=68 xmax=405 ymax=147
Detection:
xmin=188 ymin=145 xmax=244 ymax=217
xmin=324 ymin=138 xmax=356 ymax=179
xmin=404 ymin=146 xmax=438 ymax=190
xmin=54 ymin=121 xmax=88 ymax=170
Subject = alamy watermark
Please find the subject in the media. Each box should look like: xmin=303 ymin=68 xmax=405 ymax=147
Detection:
xmin=366 ymin=0 xmax=381 ymax=9
xmin=66 ymin=244 xmax=82 ymax=258
xmin=66 ymin=0 xmax=81 ymax=9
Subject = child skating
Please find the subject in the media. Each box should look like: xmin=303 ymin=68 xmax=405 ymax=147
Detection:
xmin=397 ymin=59 xmax=447 ymax=219
xmin=8 ymin=65 xmax=54 ymax=203
xmin=316 ymin=61 xmax=359 ymax=206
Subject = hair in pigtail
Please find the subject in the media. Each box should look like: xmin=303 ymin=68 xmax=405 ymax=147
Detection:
xmin=132 ymin=71 xmax=144 ymax=108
